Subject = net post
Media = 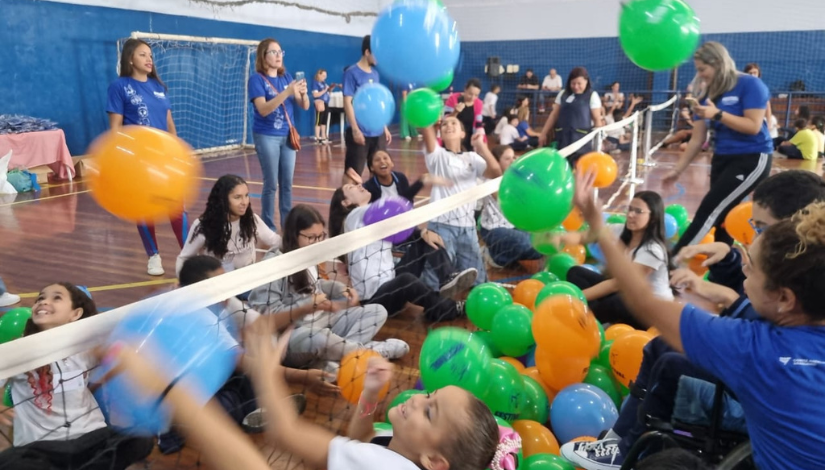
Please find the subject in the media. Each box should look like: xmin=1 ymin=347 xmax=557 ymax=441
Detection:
xmin=622 ymin=111 xmax=644 ymax=185
xmin=642 ymin=106 xmax=656 ymax=167
xmin=243 ymin=46 xmax=252 ymax=148
xmin=594 ymin=129 xmax=603 ymax=153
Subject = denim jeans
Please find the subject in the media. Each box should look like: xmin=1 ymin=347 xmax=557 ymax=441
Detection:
xmin=0 ymin=277 xmax=6 ymax=295
xmin=480 ymin=227 xmax=542 ymax=266
xmin=253 ymin=133 xmax=296 ymax=230
xmin=421 ymin=222 xmax=487 ymax=291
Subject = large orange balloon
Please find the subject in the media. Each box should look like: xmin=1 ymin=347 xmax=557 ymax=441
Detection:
xmin=522 ymin=367 xmax=557 ymax=401
xmin=338 ymin=349 xmax=389 ymax=404
xmin=535 ymin=346 xmax=590 ymax=392
xmin=724 ymin=202 xmax=755 ymax=245
xmin=513 ymin=420 xmax=560 ymax=457
xmin=576 ymin=152 xmax=618 ymax=188
xmin=699 ymin=232 xmax=715 ymax=245
xmin=562 ymin=208 xmax=585 ymax=232
xmin=500 ymin=356 xmax=526 ymax=372
xmin=513 ymin=279 xmax=545 ymax=310
xmin=687 ymin=254 xmax=709 ymax=276
xmin=561 ymin=244 xmax=586 ymax=265
xmin=87 ymin=126 xmax=202 ymax=223
xmin=604 ymin=324 xmax=635 ymax=342
xmin=533 ymin=295 xmax=601 ymax=359
xmin=609 ymin=331 xmax=654 ymax=387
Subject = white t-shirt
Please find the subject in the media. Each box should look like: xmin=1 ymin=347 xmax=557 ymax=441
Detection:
xmin=542 ymin=75 xmax=563 ymax=90
xmin=604 ymin=91 xmax=625 ymax=107
xmin=480 ymin=178 xmax=514 ymax=231
xmin=610 ymin=225 xmax=673 ymax=301
xmin=494 ymin=116 xmax=509 ymax=135
xmin=425 ymin=146 xmax=487 ymax=227
xmin=328 ymin=436 xmax=419 ymax=470
xmin=768 ymin=115 xmax=779 ymax=139
xmin=176 ymin=214 xmax=282 ymax=276
xmin=603 ymin=114 xmax=626 ymax=139
xmin=498 ymin=124 xmax=521 ymax=146
xmin=379 ymin=182 xmax=399 ymax=199
xmin=345 ymin=205 xmax=395 ymax=299
xmin=10 ymin=352 xmax=107 ymax=446
xmin=482 ymin=92 xmax=498 ymax=118
xmin=555 ymin=91 xmax=602 ymax=109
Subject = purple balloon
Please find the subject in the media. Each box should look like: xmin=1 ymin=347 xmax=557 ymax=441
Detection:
xmin=363 ymin=196 xmax=414 ymax=243
xmin=414 ymin=378 xmax=425 ymax=390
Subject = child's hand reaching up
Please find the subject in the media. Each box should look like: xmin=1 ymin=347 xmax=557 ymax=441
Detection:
xmin=573 ymin=169 xmax=604 ymax=230
xmin=363 ymin=357 xmax=393 ymax=399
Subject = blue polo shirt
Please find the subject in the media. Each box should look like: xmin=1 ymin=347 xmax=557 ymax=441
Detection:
xmin=680 ymin=303 xmax=825 ymax=470
xmin=702 ymin=74 xmax=772 ymax=155
xmin=248 ymin=72 xmax=296 ymax=137
xmin=106 ymin=77 xmax=171 ymax=131
xmin=343 ymin=64 xmax=381 ymax=137
xmin=313 ymin=80 xmax=330 ymax=103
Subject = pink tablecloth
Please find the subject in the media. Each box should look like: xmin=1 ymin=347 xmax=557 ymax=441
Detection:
xmin=0 ymin=129 xmax=75 ymax=180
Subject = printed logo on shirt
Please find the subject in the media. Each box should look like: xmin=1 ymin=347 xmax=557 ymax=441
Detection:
xmin=779 ymin=357 xmax=791 ymax=365
xmin=778 ymin=356 xmax=825 ymax=366
xmin=721 ymin=96 xmax=739 ymax=106
xmin=153 ymin=91 xmax=166 ymax=99
xmin=735 ymin=174 xmax=745 ymax=181
xmin=124 ymin=84 xmax=150 ymax=126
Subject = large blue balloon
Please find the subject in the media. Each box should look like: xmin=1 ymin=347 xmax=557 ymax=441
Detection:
xmin=664 ymin=213 xmax=678 ymax=239
xmin=371 ymin=0 xmax=461 ymax=86
xmin=94 ymin=306 xmax=238 ymax=435
xmin=587 ymin=243 xmax=605 ymax=265
xmin=550 ymin=383 xmax=619 ymax=443
xmin=353 ymin=83 xmax=396 ymax=135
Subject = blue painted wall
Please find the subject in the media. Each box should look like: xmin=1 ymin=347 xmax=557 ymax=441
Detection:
xmin=2 ymin=0 xmax=362 ymax=154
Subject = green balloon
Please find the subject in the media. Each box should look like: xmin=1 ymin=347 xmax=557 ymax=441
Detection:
xmin=2 ymin=383 xmax=11 ymax=407
xmin=606 ymin=213 xmax=627 ymax=225
xmin=532 ymin=271 xmax=560 ymax=285
xmin=523 ymin=453 xmax=576 ymax=470
xmin=385 ymin=389 xmax=425 ymax=422
xmin=530 ymin=226 xmax=566 ymax=256
xmin=666 ymin=204 xmax=690 ymax=230
xmin=499 ymin=149 xmax=575 ymax=232
xmin=404 ymin=88 xmax=444 ymax=128
xmin=495 ymin=415 xmax=513 ymax=428
xmin=597 ymin=320 xmax=606 ymax=344
xmin=619 ymin=0 xmax=700 ymax=71
xmin=0 ymin=307 xmax=32 ymax=344
xmin=419 ymin=328 xmax=492 ymax=398
xmin=466 ymin=283 xmax=513 ymax=330
xmin=546 ymin=254 xmax=578 ymax=281
xmin=474 ymin=330 xmax=503 ymax=358
xmin=519 ymin=376 xmax=550 ymax=424
xmin=483 ymin=359 xmax=525 ymax=422
xmin=578 ymin=222 xmax=590 ymax=233
xmin=703 ymin=271 xmax=710 ymax=281
xmin=374 ymin=422 xmax=394 ymax=433
xmin=618 ymin=382 xmax=630 ymax=398
xmin=491 ymin=304 xmax=535 ymax=357
xmin=596 ymin=340 xmax=614 ymax=369
xmin=428 ymin=69 xmax=454 ymax=92
xmin=534 ymin=281 xmax=587 ymax=309
xmin=585 ymin=364 xmax=622 ymax=407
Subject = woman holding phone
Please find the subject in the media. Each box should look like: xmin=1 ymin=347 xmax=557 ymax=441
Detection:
xmin=248 ymin=38 xmax=310 ymax=231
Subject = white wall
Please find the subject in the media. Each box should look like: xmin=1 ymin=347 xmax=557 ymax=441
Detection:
xmin=44 ymin=0 xmax=395 ymax=37
xmin=444 ymin=0 xmax=825 ymax=41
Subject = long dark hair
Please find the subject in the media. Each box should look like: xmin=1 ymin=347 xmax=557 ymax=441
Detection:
xmin=282 ymin=205 xmax=326 ymax=294
xmin=119 ymin=38 xmax=167 ymax=90
xmin=329 ymin=188 xmax=359 ymax=264
xmin=24 ymin=283 xmax=98 ymax=337
xmin=620 ymin=191 xmax=672 ymax=269
xmin=564 ymin=67 xmax=592 ymax=96
xmin=193 ymin=175 xmax=256 ymax=259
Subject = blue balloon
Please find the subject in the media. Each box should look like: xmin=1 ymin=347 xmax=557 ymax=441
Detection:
xmin=520 ymin=345 xmax=537 ymax=368
xmin=353 ymin=83 xmax=396 ymax=135
xmin=588 ymin=243 xmax=606 ymax=265
xmin=94 ymin=307 xmax=238 ymax=435
xmin=664 ymin=213 xmax=678 ymax=239
xmin=371 ymin=0 xmax=461 ymax=86
xmin=550 ymin=383 xmax=619 ymax=443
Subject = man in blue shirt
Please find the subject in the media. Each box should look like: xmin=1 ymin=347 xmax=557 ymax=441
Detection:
xmin=342 ymin=36 xmax=392 ymax=185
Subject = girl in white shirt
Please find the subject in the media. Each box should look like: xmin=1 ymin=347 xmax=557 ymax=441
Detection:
xmin=561 ymin=191 xmax=674 ymax=329
xmin=0 ymin=283 xmax=152 ymax=469
xmin=177 ymin=174 xmax=281 ymax=277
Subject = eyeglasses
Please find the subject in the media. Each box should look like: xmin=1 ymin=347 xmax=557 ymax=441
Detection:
xmin=265 ymin=50 xmax=285 ymax=57
xmin=626 ymin=207 xmax=650 ymax=215
xmin=748 ymin=218 xmax=765 ymax=236
xmin=299 ymin=231 xmax=327 ymax=243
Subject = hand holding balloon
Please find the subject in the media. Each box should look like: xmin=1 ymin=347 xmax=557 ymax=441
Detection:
xmin=363 ymin=357 xmax=394 ymax=398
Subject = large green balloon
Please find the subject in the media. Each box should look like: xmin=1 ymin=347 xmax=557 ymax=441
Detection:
xmin=419 ymin=328 xmax=492 ymax=398
xmin=520 ymin=376 xmax=550 ymax=424
xmin=499 ymin=149 xmax=575 ymax=232
xmin=491 ymin=304 xmax=535 ymax=357
xmin=495 ymin=415 xmax=514 ymax=428
xmin=374 ymin=422 xmax=394 ymax=434
xmin=597 ymin=320 xmax=606 ymax=344
xmin=483 ymin=359 xmax=525 ymax=422
xmin=523 ymin=453 xmax=576 ymax=470
xmin=545 ymin=254 xmax=578 ymax=281
xmin=585 ymin=364 xmax=622 ymax=407
xmin=404 ymin=88 xmax=444 ymax=128
xmin=595 ymin=340 xmax=614 ymax=369
xmin=534 ymin=281 xmax=587 ymax=309
xmin=665 ymin=204 xmax=690 ymax=230
xmin=619 ymin=0 xmax=700 ymax=71
xmin=474 ymin=330 xmax=503 ymax=358
xmin=385 ymin=389 xmax=425 ymax=422
xmin=466 ymin=283 xmax=513 ymax=331
xmin=530 ymin=226 xmax=566 ymax=256
xmin=532 ymin=271 xmax=560 ymax=285
xmin=428 ymin=69 xmax=454 ymax=92
xmin=0 ymin=307 xmax=32 ymax=344
xmin=2 ymin=383 xmax=11 ymax=407
xmin=606 ymin=213 xmax=627 ymax=225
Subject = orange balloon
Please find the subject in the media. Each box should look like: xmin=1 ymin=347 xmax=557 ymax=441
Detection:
xmin=500 ymin=356 xmax=526 ymax=372
xmin=522 ymin=367 xmax=557 ymax=401
xmin=576 ymin=152 xmax=618 ymax=188
xmin=561 ymin=244 xmax=586 ymax=265
xmin=609 ymin=331 xmax=654 ymax=387
xmin=535 ymin=346 xmax=590 ymax=391
xmin=724 ymin=202 xmax=755 ymax=245
xmin=533 ymin=295 xmax=601 ymax=358
xmin=513 ymin=279 xmax=545 ymax=310
xmin=647 ymin=326 xmax=660 ymax=337
xmin=513 ymin=420 xmax=560 ymax=457
xmin=699 ymin=232 xmax=715 ymax=245
xmin=87 ymin=126 xmax=202 ymax=223
xmin=562 ymin=208 xmax=585 ymax=232
xmin=687 ymin=254 xmax=709 ymax=276
xmin=570 ymin=436 xmax=597 ymax=443
xmin=604 ymin=324 xmax=635 ymax=342
xmin=338 ymin=349 xmax=389 ymax=404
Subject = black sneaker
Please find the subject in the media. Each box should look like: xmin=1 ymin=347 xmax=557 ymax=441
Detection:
xmin=158 ymin=429 xmax=186 ymax=454
xmin=439 ymin=268 xmax=477 ymax=300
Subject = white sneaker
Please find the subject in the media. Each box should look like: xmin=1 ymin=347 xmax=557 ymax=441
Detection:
xmin=366 ymin=339 xmax=410 ymax=360
xmin=561 ymin=437 xmax=624 ymax=470
xmin=405 ymin=136 xmax=412 ymax=141
xmin=439 ymin=268 xmax=478 ymax=300
xmin=147 ymin=254 xmax=164 ymax=276
xmin=481 ymin=246 xmax=503 ymax=269
xmin=0 ymin=293 xmax=21 ymax=308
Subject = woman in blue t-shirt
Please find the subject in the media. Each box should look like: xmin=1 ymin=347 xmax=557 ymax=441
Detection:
xmin=248 ymin=38 xmax=310 ymax=231
xmin=665 ymin=42 xmax=773 ymax=254
xmin=106 ymin=38 xmax=188 ymax=277
xmin=312 ymin=69 xmax=336 ymax=144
